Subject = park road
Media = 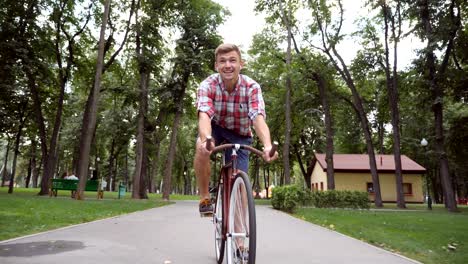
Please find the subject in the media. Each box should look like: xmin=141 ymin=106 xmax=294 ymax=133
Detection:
xmin=0 ymin=200 xmax=420 ymax=264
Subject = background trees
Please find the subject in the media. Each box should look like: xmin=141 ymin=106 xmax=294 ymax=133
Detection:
xmin=0 ymin=0 xmax=466 ymax=211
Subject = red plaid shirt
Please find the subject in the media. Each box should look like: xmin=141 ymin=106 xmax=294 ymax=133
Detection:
xmin=196 ymin=74 xmax=266 ymax=137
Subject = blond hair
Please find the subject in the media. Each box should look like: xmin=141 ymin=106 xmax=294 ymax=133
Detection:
xmin=215 ymin=43 xmax=242 ymax=61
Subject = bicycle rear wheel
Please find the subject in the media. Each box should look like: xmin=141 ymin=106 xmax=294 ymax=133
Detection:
xmin=227 ymin=171 xmax=256 ymax=264
xmin=214 ymin=183 xmax=225 ymax=264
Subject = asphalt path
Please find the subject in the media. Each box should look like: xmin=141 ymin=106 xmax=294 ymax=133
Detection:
xmin=0 ymin=200 xmax=420 ymax=264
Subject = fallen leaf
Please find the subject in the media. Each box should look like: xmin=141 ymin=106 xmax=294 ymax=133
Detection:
xmin=448 ymin=245 xmax=456 ymax=251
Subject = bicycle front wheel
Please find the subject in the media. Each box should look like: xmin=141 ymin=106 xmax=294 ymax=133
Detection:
xmin=227 ymin=171 xmax=256 ymax=264
xmin=214 ymin=183 xmax=225 ymax=264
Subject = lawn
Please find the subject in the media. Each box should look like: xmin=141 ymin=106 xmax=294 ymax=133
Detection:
xmin=0 ymin=187 xmax=195 ymax=241
xmin=294 ymin=204 xmax=468 ymax=264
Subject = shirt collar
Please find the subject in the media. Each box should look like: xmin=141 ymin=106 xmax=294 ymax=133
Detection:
xmin=217 ymin=74 xmax=242 ymax=92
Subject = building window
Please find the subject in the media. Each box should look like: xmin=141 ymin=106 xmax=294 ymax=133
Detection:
xmin=403 ymin=183 xmax=413 ymax=195
xmin=367 ymin=182 xmax=374 ymax=194
xmin=320 ymin=182 xmax=324 ymax=191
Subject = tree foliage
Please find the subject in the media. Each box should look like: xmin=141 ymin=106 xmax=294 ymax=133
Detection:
xmin=0 ymin=0 xmax=466 ymax=211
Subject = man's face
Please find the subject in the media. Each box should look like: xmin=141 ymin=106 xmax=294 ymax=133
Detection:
xmin=215 ymin=50 xmax=243 ymax=83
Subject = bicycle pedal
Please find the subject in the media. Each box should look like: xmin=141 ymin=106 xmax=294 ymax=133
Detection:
xmin=200 ymin=212 xmax=214 ymax=218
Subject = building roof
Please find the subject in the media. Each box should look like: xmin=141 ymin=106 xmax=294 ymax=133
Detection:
xmin=313 ymin=153 xmax=426 ymax=174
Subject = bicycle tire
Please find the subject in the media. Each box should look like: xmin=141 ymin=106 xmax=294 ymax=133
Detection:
xmin=227 ymin=171 xmax=256 ymax=264
xmin=214 ymin=183 xmax=225 ymax=264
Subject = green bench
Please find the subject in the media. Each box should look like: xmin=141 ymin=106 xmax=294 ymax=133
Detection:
xmin=50 ymin=179 xmax=103 ymax=199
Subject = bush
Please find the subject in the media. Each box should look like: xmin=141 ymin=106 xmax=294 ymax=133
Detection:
xmin=271 ymin=185 xmax=301 ymax=212
xmin=272 ymin=186 xmax=370 ymax=212
xmin=310 ymin=190 xmax=370 ymax=209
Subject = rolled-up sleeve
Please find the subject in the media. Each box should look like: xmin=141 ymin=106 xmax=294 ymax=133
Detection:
xmin=248 ymin=83 xmax=266 ymax=120
xmin=196 ymin=80 xmax=215 ymax=118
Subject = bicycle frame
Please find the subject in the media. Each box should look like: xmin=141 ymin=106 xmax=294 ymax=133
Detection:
xmin=216 ymin=145 xmax=241 ymax=242
xmin=208 ymin=137 xmax=277 ymax=264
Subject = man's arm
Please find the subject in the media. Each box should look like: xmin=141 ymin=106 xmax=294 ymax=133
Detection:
xmin=252 ymin=114 xmax=277 ymax=162
xmin=198 ymin=112 xmax=212 ymax=143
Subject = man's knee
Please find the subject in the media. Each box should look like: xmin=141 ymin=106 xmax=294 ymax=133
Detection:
xmin=194 ymin=148 xmax=210 ymax=173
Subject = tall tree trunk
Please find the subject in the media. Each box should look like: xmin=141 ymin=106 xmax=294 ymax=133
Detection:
xmin=377 ymin=120 xmax=385 ymax=154
xmin=162 ymin=56 xmax=190 ymax=199
xmin=76 ymin=0 xmax=111 ymax=200
xmin=124 ymin=148 xmax=129 ymax=188
xmin=281 ymin=2 xmax=293 ymax=185
xmin=314 ymin=73 xmax=335 ymax=190
xmin=263 ymin=167 xmax=269 ymax=198
xmin=352 ymin=84 xmax=383 ymax=207
xmin=1 ymin=139 xmax=11 ymax=187
xmin=382 ymin=1 xmax=405 ymax=208
xmin=25 ymin=140 xmax=37 ymax=188
xmin=331 ymin=53 xmax=383 ymax=207
xmin=162 ymin=104 xmax=184 ymax=200
xmin=32 ymin=148 xmax=39 ymax=188
xmin=26 ymin=157 xmax=32 ymax=188
xmin=419 ymin=0 xmax=458 ymax=212
xmin=139 ymin=143 xmax=149 ymax=199
xmin=107 ymin=139 xmax=115 ymax=191
xmin=149 ymin=115 xmax=164 ymax=193
xmin=150 ymin=134 xmax=161 ymax=193
xmin=290 ymin=34 xmax=335 ymax=190
xmin=33 ymin=0 xmax=89 ymax=195
xmin=294 ymin=143 xmax=311 ymax=189
xmin=252 ymin=153 xmax=261 ymax=198
xmin=312 ymin=0 xmax=383 ymax=207
xmin=26 ymin=69 xmax=50 ymax=194
xmin=183 ymin=164 xmax=191 ymax=195
xmin=132 ymin=3 xmax=149 ymax=198
xmin=8 ymin=103 xmax=27 ymax=193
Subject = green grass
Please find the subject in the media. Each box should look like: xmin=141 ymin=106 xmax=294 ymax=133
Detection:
xmin=293 ymin=205 xmax=468 ymax=264
xmin=0 ymin=187 xmax=193 ymax=241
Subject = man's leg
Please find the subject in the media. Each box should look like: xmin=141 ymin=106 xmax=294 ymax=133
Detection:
xmin=194 ymin=137 xmax=212 ymax=214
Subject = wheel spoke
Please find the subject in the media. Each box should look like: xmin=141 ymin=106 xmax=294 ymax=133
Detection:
xmin=214 ymin=184 xmax=225 ymax=264
xmin=228 ymin=173 xmax=255 ymax=264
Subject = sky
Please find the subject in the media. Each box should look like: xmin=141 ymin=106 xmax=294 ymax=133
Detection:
xmin=213 ymin=0 xmax=423 ymax=68
xmin=213 ymin=0 xmax=266 ymax=51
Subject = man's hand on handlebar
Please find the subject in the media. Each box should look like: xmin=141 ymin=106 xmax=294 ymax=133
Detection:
xmin=203 ymin=136 xmax=278 ymax=163
xmin=198 ymin=136 xmax=215 ymax=156
xmin=262 ymin=141 xmax=279 ymax=163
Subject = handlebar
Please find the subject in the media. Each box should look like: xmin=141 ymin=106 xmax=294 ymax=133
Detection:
xmin=206 ymin=136 xmax=278 ymax=159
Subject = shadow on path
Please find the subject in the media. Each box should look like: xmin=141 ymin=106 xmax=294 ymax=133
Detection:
xmin=0 ymin=240 xmax=84 ymax=257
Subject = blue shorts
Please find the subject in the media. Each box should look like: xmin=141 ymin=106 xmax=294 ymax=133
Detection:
xmin=211 ymin=123 xmax=253 ymax=173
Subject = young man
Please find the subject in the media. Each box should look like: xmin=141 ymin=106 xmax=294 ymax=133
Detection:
xmin=194 ymin=43 xmax=278 ymax=214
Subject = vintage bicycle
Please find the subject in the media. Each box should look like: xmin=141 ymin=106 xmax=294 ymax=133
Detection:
xmin=206 ymin=136 xmax=277 ymax=264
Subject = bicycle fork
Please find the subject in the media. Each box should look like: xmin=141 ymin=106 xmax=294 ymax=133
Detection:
xmin=222 ymin=146 xmax=239 ymax=241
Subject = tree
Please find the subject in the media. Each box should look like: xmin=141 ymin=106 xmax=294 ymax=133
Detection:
xmin=161 ymin=0 xmax=224 ymax=200
xmin=76 ymin=0 xmax=136 ymax=199
xmin=411 ymin=0 xmax=461 ymax=211
xmin=76 ymin=0 xmax=111 ymax=199
xmin=363 ymin=0 xmax=406 ymax=208
xmin=132 ymin=0 xmax=150 ymax=199
xmin=306 ymin=0 xmax=383 ymax=207
xmin=29 ymin=0 xmax=96 ymax=195
xmin=289 ymin=35 xmax=336 ymax=190
xmin=131 ymin=0 xmax=174 ymax=199
xmin=279 ymin=0 xmax=294 ymax=184
xmin=8 ymin=99 xmax=29 ymax=193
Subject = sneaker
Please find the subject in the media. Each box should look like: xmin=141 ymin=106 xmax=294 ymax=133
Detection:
xmin=236 ymin=248 xmax=249 ymax=262
xmin=199 ymin=198 xmax=213 ymax=216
